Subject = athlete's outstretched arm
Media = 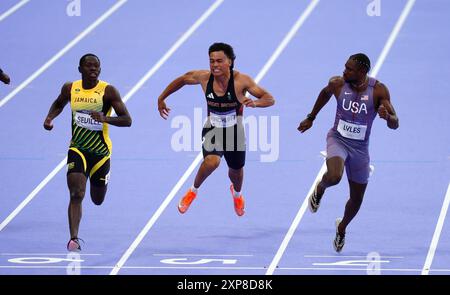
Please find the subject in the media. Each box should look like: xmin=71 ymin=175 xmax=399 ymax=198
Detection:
xmin=91 ymin=85 xmax=132 ymax=127
xmin=297 ymin=76 xmax=343 ymax=133
xmin=157 ymin=70 xmax=207 ymax=119
xmin=376 ymin=83 xmax=399 ymax=130
xmin=43 ymin=82 xmax=71 ymax=130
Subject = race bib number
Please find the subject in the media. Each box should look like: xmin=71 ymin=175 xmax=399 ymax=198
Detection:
xmin=337 ymin=119 xmax=367 ymax=140
xmin=74 ymin=111 xmax=103 ymax=131
xmin=209 ymin=111 xmax=237 ymax=128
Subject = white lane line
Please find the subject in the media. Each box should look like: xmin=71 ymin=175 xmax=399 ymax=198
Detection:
xmin=266 ymin=163 xmax=326 ymax=275
xmin=111 ymin=0 xmax=224 ymax=110
xmin=109 ymin=0 xmax=317 ymax=276
xmin=266 ymin=0 xmax=416 ymax=275
xmin=0 ymin=0 xmax=221 ymax=233
xmin=1 ymin=265 xmax=450 ymax=273
xmin=0 ymin=0 xmax=127 ymax=108
xmin=253 ymin=0 xmax=320 ymax=83
xmin=0 ymin=266 xmax=114 ymax=269
xmin=370 ymin=0 xmax=416 ymax=76
xmin=109 ymin=153 xmax=203 ymax=275
xmin=422 ymin=182 xmax=450 ymax=275
xmin=0 ymin=265 xmax=264 ymax=270
xmin=0 ymin=253 xmax=101 ymax=256
xmin=304 ymin=255 xmax=404 ymax=259
xmin=0 ymin=158 xmax=66 ymax=232
xmin=0 ymin=263 xmax=450 ymax=273
xmin=109 ymin=0 xmax=224 ymax=275
xmin=0 ymin=0 xmax=30 ymax=22
xmin=152 ymin=254 xmax=253 ymax=257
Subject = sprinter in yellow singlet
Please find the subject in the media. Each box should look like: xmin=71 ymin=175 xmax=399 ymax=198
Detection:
xmin=43 ymin=54 xmax=132 ymax=252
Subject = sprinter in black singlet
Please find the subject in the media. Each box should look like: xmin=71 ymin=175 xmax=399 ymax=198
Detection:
xmin=202 ymin=62 xmax=246 ymax=171
xmin=158 ymin=43 xmax=275 ymax=217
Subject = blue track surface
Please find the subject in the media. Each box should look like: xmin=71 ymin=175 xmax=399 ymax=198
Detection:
xmin=0 ymin=0 xmax=449 ymax=275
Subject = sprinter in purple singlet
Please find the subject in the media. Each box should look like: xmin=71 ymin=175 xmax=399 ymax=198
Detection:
xmin=298 ymin=53 xmax=399 ymax=252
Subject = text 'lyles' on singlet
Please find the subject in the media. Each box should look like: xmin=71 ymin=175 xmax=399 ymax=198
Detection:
xmin=332 ymin=77 xmax=377 ymax=143
xmin=205 ymin=70 xmax=243 ymax=128
xmin=70 ymin=80 xmax=112 ymax=156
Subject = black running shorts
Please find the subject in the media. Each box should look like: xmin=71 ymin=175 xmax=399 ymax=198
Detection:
xmin=67 ymin=148 xmax=110 ymax=186
xmin=201 ymin=124 xmax=246 ymax=170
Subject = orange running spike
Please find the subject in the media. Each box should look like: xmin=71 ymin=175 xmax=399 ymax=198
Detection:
xmin=178 ymin=189 xmax=197 ymax=214
xmin=230 ymin=184 xmax=245 ymax=217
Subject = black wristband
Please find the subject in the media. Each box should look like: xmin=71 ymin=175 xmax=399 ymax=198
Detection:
xmin=307 ymin=113 xmax=316 ymax=121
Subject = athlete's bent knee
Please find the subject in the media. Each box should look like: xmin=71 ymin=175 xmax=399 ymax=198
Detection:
xmin=204 ymin=157 xmax=220 ymax=170
xmin=327 ymin=173 xmax=342 ymax=186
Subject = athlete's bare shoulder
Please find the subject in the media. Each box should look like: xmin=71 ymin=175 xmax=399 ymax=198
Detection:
xmin=61 ymin=81 xmax=73 ymax=96
xmin=233 ymin=70 xmax=253 ymax=85
xmin=62 ymin=81 xmax=72 ymax=89
xmin=104 ymin=84 xmax=120 ymax=100
xmin=328 ymin=76 xmax=344 ymax=88
xmin=192 ymin=70 xmax=210 ymax=81
xmin=53 ymin=82 xmax=72 ymax=103
xmin=373 ymin=80 xmax=387 ymax=91
xmin=373 ymin=80 xmax=390 ymax=100
xmin=325 ymin=76 xmax=344 ymax=96
xmin=180 ymin=70 xmax=209 ymax=85
xmin=233 ymin=70 xmax=246 ymax=78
